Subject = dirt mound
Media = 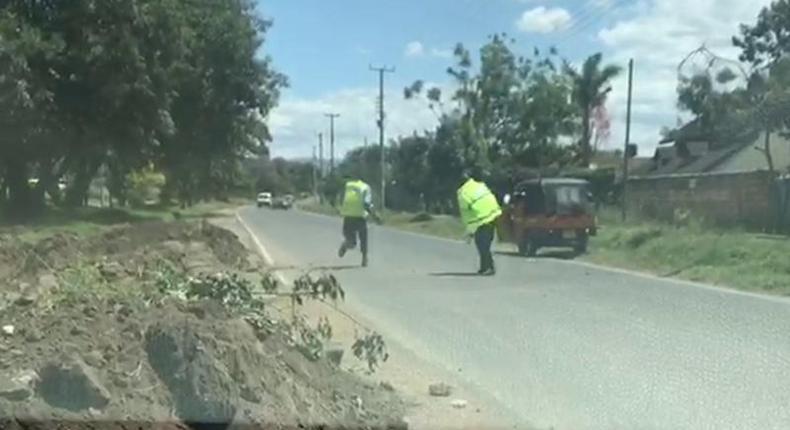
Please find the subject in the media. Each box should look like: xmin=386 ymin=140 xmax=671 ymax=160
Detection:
xmin=0 ymin=221 xmax=254 ymax=286
xmin=0 ymin=298 xmax=403 ymax=429
xmin=0 ymin=221 xmax=404 ymax=429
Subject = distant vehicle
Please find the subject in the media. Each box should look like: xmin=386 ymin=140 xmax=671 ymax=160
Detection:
xmin=498 ymin=178 xmax=597 ymax=256
xmin=256 ymin=192 xmax=272 ymax=208
xmin=272 ymin=194 xmax=293 ymax=210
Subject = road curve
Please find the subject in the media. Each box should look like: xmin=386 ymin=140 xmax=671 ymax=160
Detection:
xmin=239 ymin=206 xmax=790 ymax=430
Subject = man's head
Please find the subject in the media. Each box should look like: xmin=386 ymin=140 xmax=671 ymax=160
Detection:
xmin=462 ymin=165 xmax=485 ymax=182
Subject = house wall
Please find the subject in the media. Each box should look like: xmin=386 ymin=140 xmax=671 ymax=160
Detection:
xmin=714 ymin=132 xmax=790 ymax=173
xmin=627 ymin=170 xmax=777 ymax=230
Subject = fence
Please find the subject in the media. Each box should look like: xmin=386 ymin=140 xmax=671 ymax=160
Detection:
xmin=626 ymin=170 xmax=780 ymax=231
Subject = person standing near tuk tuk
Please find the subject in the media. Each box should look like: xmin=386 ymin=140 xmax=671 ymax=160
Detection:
xmin=337 ymin=173 xmax=381 ymax=267
xmin=457 ymin=167 xmax=502 ymax=276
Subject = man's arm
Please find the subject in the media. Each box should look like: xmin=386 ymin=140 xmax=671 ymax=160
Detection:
xmin=364 ymin=185 xmax=382 ymax=223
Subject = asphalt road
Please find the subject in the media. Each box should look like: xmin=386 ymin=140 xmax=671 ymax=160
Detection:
xmin=240 ymin=206 xmax=790 ymax=430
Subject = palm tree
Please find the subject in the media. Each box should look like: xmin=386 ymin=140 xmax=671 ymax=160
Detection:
xmin=566 ymin=53 xmax=622 ymax=166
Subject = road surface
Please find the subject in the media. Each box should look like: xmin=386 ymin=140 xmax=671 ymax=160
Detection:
xmin=240 ymin=206 xmax=790 ymax=430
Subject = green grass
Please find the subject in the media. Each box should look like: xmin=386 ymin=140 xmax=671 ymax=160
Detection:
xmin=0 ymin=198 xmax=247 ymax=243
xmin=586 ymin=209 xmax=790 ymax=295
xmin=297 ymin=198 xmax=465 ymax=240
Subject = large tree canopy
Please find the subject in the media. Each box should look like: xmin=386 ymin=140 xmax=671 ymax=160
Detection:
xmin=0 ymin=0 xmax=286 ymax=215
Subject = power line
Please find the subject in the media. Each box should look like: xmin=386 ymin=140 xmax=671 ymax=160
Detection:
xmin=555 ymin=0 xmax=628 ymax=48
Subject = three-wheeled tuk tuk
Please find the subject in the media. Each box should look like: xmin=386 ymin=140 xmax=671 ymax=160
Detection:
xmin=497 ymin=178 xmax=597 ymax=256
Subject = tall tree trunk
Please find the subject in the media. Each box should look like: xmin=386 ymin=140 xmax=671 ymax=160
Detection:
xmin=65 ymin=158 xmax=102 ymax=208
xmin=4 ymin=158 xmax=35 ymax=218
xmin=764 ymin=129 xmax=775 ymax=173
xmin=581 ymin=107 xmax=592 ymax=167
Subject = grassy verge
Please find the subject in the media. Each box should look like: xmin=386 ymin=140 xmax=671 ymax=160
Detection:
xmin=298 ymin=199 xmax=465 ymax=240
xmin=0 ymin=198 xmax=247 ymax=243
xmin=586 ymin=209 xmax=790 ymax=295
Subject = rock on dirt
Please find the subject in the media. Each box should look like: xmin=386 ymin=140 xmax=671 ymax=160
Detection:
xmin=0 ymin=376 xmax=32 ymax=402
xmin=144 ymin=320 xmax=238 ymax=426
xmin=37 ymin=355 xmax=112 ymax=411
xmin=451 ymin=399 xmax=468 ymax=409
xmin=429 ymin=382 xmax=452 ymax=397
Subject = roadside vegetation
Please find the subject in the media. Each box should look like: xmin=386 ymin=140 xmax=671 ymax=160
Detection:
xmin=588 ymin=209 xmax=790 ymax=295
xmin=0 ymin=199 xmax=246 ymax=243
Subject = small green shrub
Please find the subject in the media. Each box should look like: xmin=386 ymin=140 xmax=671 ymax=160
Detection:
xmin=625 ymin=227 xmax=663 ymax=249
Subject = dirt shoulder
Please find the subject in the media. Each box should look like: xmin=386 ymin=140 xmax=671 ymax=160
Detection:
xmin=0 ymin=217 xmax=405 ymax=429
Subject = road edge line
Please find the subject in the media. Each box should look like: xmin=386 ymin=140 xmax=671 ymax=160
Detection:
xmin=557 ymin=258 xmax=790 ymax=305
xmin=234 ymin=209 xmax=288 ymax=284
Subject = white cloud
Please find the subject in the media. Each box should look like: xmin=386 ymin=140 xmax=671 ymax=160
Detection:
xmin=595 ymin=0 xmax=772 ymax=155
xmin=404 ymin=41 xmax=425 ymax=58
xmin=268 ymin=86 xmax=446 ymax=159
xmin=516 ymin=7 xmax=572 ymax=34
xmin=404 ymin=41 xmax=453 ymax=59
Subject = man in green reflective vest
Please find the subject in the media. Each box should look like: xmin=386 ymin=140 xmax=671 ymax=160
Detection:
xmin=457 ymin=168 xmax=502 ymax=276
xmin=337 ymin=174 xmax=381 ymax=267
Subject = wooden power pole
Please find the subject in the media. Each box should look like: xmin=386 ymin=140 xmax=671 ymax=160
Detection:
xmin=622 ymin=59 xmax=634 ymax=222
xmin=370 ymin=65 xmax=395 ymax=209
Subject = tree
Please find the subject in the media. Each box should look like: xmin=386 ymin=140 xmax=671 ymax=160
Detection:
xmin=733 ymin=0 xmax=790 ymax=68
xmin=565 ymin=53 xmax=622 ymax=166
xmin=0 ymin=0 xmax=286 ymax=215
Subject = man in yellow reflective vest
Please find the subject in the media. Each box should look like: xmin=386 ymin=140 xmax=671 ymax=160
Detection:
xmin=337 ymin=174 xmax=381 ymax=267
xmin=457 ymin=168 xmax=502 ymax=276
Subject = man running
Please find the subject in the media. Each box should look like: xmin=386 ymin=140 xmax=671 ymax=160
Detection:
xmin=337 ymin=174 xmax=381 ymax=267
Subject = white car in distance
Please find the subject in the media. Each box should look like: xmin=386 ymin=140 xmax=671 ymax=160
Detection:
xmin=256 ymin=192 xmax=273 ymax=208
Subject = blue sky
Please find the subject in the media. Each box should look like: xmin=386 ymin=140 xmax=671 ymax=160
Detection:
xmin=258 ymin=0 xmax=772 ymax=159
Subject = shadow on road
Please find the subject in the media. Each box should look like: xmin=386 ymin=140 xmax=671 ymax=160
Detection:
xmin=270 ymin=264 xmax=362 ymax=272
xmin=494 ymin=250 xmax=579 ymax=260
xmin=429 ymin=272 xmax=482 ymax=277
xmin=306 ymin=265 xmax=362 ymax=271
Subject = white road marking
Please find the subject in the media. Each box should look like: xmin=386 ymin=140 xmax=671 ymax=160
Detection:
xmin=235 ymin=209 xmax=289 ymax=284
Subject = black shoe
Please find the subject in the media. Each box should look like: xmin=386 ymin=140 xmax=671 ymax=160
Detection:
xmin=480 ymin=268 xmax=496 ymax=276
xmin=362 ymin=255 xmax=368 ymax=267
xmin=338 ymin=242 xmax=347 ymax=258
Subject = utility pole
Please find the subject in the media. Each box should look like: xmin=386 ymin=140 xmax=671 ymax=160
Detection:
xmin=370 ymin=64 xmax=395 ymax=210
xmin=318 ymin=132 xmax=324 ymax=178
xmin=312 ymin=145 xmax=318 ymax=198
xmin=325 ymin=113 xmax=340 ymax=175
xmin=622 ymin=59 xmax=634 ymax=222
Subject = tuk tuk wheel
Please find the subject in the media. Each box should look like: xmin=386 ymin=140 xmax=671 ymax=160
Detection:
xmin=518 ymin=238 xmax=539 ymax=257
xmin=574 ymin=233 xmax=589 ymax=255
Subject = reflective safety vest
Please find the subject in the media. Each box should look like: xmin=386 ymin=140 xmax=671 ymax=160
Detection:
xmin=457 ymin=178 xmax=502 ymax=234
xmin=340 ymin=180 xmax=370 ymax=218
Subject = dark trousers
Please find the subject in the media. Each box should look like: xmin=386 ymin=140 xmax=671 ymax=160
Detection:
xmin=474 ymin=221 xmax=495 ymax=271
xmin=342 ymin=217 xmax=368 ymax=256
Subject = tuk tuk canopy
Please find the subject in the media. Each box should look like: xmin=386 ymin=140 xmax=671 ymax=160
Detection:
xmin=513 ymin=178 xmax=592 ymax=216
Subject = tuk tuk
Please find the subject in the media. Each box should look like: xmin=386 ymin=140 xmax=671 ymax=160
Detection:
xmin=498 ymin=178 xmax=597 ymax=256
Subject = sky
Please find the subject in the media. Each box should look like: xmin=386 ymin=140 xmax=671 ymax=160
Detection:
xmin=258 ymin=0 xmax=773 ymax=160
